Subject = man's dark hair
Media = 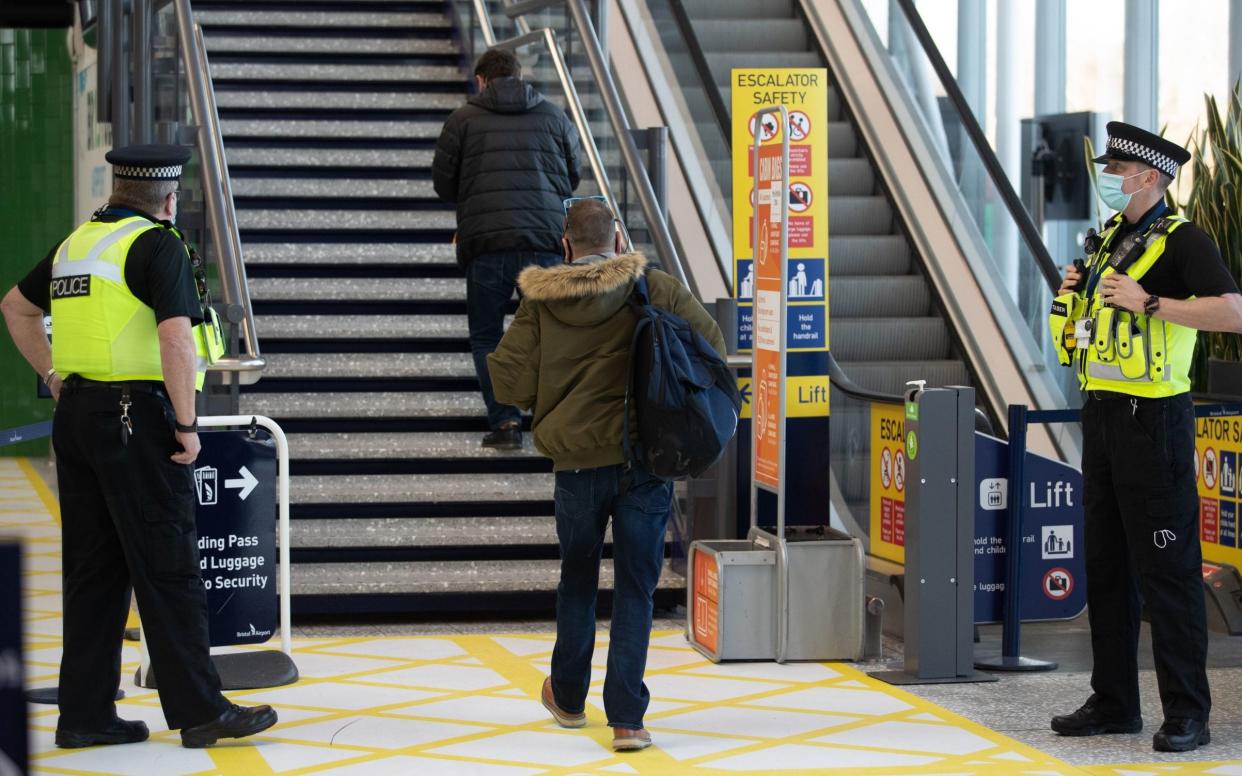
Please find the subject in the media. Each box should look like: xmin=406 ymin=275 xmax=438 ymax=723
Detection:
xmin=474 ymin=48 xmax=521 ymax=82
xmin=565 ymin=198 xmax=616 ymax=250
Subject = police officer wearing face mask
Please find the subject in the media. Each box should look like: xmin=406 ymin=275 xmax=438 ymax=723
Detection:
xmin=0 ymin=144 xmax=276 ymax=749
xmin=1048 ymin=123 xmax=1242 ymax=752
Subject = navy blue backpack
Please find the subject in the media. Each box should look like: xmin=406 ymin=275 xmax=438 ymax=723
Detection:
xmin=623 ymin=272 xmax=741 ymax=480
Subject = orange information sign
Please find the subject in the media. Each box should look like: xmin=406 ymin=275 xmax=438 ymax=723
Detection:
xmin=752 ymin=140 xmax=785 ymax=491
xmin=691 ymin=547 xmax=719 ymax=653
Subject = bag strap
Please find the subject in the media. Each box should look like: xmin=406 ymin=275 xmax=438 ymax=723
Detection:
xmin=621 ymin=314 xmax=650 ymax=466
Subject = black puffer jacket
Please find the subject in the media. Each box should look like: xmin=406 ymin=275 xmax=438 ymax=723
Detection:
xmin=433 ymin=77 xmax=581 ymax=265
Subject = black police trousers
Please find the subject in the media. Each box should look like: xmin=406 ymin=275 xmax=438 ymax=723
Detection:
xmin=53 ymin=382 xmax=229 ymax=732
xmin=1082 ymin=391 xmax=1210 ymax=722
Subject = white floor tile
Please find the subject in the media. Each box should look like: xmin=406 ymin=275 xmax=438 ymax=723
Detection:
xmin=682 ymin=661 xmax=841 ymax=684
xmin=702 ymin=742 xmax=940 ymax=771
xmin=284 ymin=651 xmax=405 ymax=679
xmin=274 ymin=715 xmax=481 ymax=749
xmin=389 ymin=695 xmax=550 ymax=726
xmin=587 ymin=694 xmax=691 ymax=717
xmin=599 ymin=764 xmax=638 ymax=774
xmin=744 ymin=686 xmax=912 ymax=716
xmin=23 ymin=555 xmax=61 ymax=572
xmin=810 ymin=720 xmax=996 ymax=755
xmin=319 ymin=638 xmax=465 ymax=660
xmin=647 ymin=633 xmax=693 ymax=648
xmin=643 ymin=673 xmax=787 ymax=703
xmin=35 ymin=738 xmax=214 ymax=775
xmin=497 ymin=688 xmax=528 ymax=697
xmin=253 ymin=740 xmax=363 ymax=771
xmin=1207 ymin=767 xmax=1242 ymax=776
xmin=364 ymin=663 xmax=509 ymax=692
xmin=313 ymin=754 xmax=543 ymax=776
xmin=643 ymin=730 xmax=752 ymax=761
xmin=490 ymin=636 xmax=556 ymax=657
xmin=428 ymin=730 xmax=613 ymax=767
xmin=232 ymin=681 xmax=442 ymax=710
xmin=651 ymin=706 xmax=856 ymax=739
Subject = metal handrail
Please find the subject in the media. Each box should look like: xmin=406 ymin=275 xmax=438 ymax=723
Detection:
xmin=172 ymin=1 xmax=265 ymax=378
xmin=891 ymin=0 xmax=1061 ymax=291
xmin=490 ymin=0 xmax=693 ymax=291
xmin=666 ymin=0 xmax=731 ymax=150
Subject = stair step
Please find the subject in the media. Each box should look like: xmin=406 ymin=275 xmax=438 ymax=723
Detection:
xmin=693 ymin=19 xmax=808 ymax=52
xmin=829 ymin=236 xmax=911 ymax=276
xmin=243 ymin=242 xmax=456 ymax=265
xmin=226 ymin=147 xmax=435 ymax=168
xmin=232 ymin=178 xmax=437 ymax=199
xmin=249 ymin=277 xmax=464 ymax=302
xmin=255 ymin=314 xmax=492 ymax=339
xmin=222 ymin=119 xmax=444 ymax=140
xmin=214 ymin=90 xmax=461 ymax=111
xmin=831 ymin=276 xmax=930 ymax=317
xmin=205 ymin=35 xmax=459 ymax=56
xmin=291 ymin=516 xmax=559 ymax=548
xmin=834 ymin=361 xmax=972 ymax=396
xmin=832 ymin=318 xmax=950 ymax=361
xmin=236 ymin=208 xmax=452 ymax=230
xmin=241 ymin=391 xmax=483 ymax=418
xmin=291 ymin=558 xmax=681 ymax=595
xmin=292 ymin=472 xmax=554 ymax=504
xmin=212 ymin=62 xmax=461 ymax=82
xmin=196 ymin=9 xmax=448 ymax=27
xmin=287 ymin=431 xmax=540 ymax=460
xmin=259 ymin=352 xmax=474 ymax=379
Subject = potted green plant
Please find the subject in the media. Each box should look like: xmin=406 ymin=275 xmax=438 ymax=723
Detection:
xmin=1182 ymin=83 xmax=1242 ymax=397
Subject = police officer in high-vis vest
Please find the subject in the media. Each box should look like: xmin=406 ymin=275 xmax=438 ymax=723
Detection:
xmin=0 ymin=145 xmax=277 ymax=749
xmin=1047 ymin=123 xmax=1242 ymax=752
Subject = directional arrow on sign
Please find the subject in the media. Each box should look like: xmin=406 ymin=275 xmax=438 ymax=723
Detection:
xmin=739 ymin=383 xmax=752 ymax=406
xmin=225 ymin=466 xmax=258 ymax=500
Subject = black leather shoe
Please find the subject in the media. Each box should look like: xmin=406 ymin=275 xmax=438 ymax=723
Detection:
xmin=1153 ymin=718 xmax=1209 ymax=752
xmin=1051 ymin=697 xmax=1142 ymax=736
xmin=181 ymin=704 xmax=277 ymax=748
xmin=56 ymin=718 xmax=149 ymax=748
xmin=482 ymin=422 xmax=522 ymax=450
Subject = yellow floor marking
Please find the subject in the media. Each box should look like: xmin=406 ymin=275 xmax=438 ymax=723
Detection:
xmin=17 ymin=457 xmax=60 ymax=527
xmin=206 ymin=742 xmax=278 ymax=775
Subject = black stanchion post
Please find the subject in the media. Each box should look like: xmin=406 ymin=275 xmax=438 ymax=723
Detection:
xmin=975 ymin=404 xmax=1058 ymax=672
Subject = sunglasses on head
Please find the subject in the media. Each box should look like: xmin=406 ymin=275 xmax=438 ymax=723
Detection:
xmin=562 ymin=194 xmax=609 ymax=215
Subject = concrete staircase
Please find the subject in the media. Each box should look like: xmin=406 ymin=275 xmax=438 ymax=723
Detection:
xmin=199 ymin=0 xmax=679 ymax=614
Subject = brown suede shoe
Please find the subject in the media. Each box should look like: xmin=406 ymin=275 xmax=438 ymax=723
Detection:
xmin=612 ymin=727 xmax=652 ymax=751
xmin=541 ymin=677 xmax=586 ymax=728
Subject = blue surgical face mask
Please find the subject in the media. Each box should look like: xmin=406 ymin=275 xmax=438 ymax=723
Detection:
xmin=1097 ymin=170 xmax=1147 ymax=211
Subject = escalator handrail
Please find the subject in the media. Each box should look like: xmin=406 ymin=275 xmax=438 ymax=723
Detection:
xmin=666 ymin=0 xmax=732 ymax=150
xmin=891 ymin=0 xmax=1062 ymax=292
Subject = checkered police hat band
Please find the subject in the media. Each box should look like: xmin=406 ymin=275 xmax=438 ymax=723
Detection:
xmin=113 ymin=164 xmax=183 ymax=180
xmin=1106 ymin=137 xmax=1178 ymax=177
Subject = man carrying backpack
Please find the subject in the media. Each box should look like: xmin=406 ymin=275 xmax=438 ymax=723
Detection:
xmin=488 ymin=198 xmax=725 ymax=751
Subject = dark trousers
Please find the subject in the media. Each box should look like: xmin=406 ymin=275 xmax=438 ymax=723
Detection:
xmin=1082 ymin=391 xmax=1210 ymax=722
xmin=53 ymin=383 xmax=229 ymax=732
xmin=466 ymin=251 xmax=561 ymax=429
xmin=549 ymin=464 xmax=672 ymax=730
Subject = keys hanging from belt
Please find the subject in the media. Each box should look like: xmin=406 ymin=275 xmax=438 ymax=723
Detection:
xmin=119 ymin=387 xmax=133 ymax=447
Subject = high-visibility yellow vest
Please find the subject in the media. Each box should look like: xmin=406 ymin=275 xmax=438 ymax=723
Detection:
xmin=49 ymin=216 xmax=222 ymax=390
xmin=1072 ymin=213 xmax=1198 ymax=397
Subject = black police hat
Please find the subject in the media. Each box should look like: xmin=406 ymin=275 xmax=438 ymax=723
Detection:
xmin=1092 ymin=121 xmax=1191 ymax=178
xmin=104 ymin=143 xmax=192 ymax=181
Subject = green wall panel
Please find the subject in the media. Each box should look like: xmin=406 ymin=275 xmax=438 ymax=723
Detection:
xmin=0 ymin=28 xmax=73 ymax=457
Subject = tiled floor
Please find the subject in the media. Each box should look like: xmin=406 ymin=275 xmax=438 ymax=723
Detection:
xmin=5 ymin=456 xmax=1242 ymax=775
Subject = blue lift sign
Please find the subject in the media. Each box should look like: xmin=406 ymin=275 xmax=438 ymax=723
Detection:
xmin=973 ymin=433 xmax=1087 ymax=622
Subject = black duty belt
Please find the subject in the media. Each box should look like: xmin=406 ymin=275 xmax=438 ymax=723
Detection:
xmin=63 ymin=375 xmax=166 ymax=396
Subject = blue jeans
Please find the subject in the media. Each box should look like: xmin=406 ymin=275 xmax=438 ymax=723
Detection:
xmin=466 ymin=251 xmax=562 ymax=429
xmin=549 ymin=464 xmax=672 ymax=730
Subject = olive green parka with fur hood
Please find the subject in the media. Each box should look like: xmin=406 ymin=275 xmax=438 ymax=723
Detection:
xmin=487 ymin=251 xmax=726 ymax=472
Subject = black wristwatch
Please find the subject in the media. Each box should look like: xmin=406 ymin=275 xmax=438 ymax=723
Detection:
xmin=1143 ymin=294 xmax=1160 ymax=315
xmin=175 ymin=418 xmax=198 ymax=433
